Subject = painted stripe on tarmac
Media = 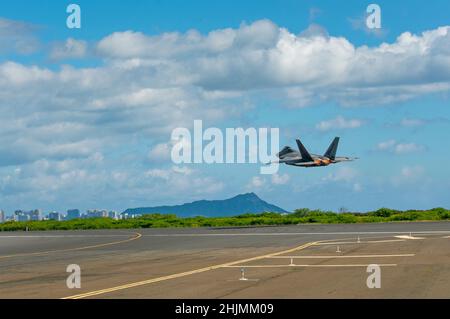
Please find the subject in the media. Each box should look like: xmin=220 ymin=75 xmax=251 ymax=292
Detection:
xmin=142 ymin=230 xmax=450 ymax=237
xmin=270 ymin=254 xmax=415 ymax=259
xmin=62 ymin=241 xmax=318 ymax=299
xmin=315 ymin=239 xmax=406 ymax=245
xmin=395 ymin=235 xmax=425 ymax=240
xmin=0 ymin=232 xmax=142 ymax=259
xmin=224 ymin=264 xmax=398 ymax=268
xmin=0 ymin=235 xmax=131 ymax=238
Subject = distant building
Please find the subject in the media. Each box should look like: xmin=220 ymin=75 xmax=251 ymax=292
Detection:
xmin=86 ymin=209 xmax=108 ymax=219
xmin=66 ymin=209 xmax=81 ymax=220
xmin=48 ymin=212 xmax=62 ymax=221
xmin=30 ymin=209 xmax=42 ymax=221
xmin=121 ymin=213 xmax=141 ymax=220
xmin=14 ymin=211 xmax=30 ymax=222
xmin=14 ymin=209 xmax=42 ymax=222
xmin=108 ymin=211 xmax=120 ymax=220
xmin=0 ymin=210 xmax=4 ymax=223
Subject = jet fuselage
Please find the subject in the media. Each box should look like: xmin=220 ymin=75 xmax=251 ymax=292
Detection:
xmin=274 ymin=138 xmax=356 ymax=168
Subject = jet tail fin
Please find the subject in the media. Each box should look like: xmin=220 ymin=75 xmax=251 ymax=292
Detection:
xmin=296 ymin=139 xmax=314 ymax=162
xmin=324 ymin=137 xmax=339 ymax=160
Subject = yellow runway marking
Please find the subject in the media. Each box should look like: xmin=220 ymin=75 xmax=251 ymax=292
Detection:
xmin=0 ymin=232 xmax=142 ymax=260
xmin=270 ymin=254 xmax=415 ymax=259
xmin=62 ymin=241 xmax=317 ymax=299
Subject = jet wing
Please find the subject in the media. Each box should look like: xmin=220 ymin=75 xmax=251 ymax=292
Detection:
xmin=294 ymin=161 xmax=317 ymax=166
xmin=296 ymin=139 xmax=314 ymax=162
xmin=268 ymin=157 xmax=302 ymax=164
xmin=285 ymin=161 xmax=318 ymax=167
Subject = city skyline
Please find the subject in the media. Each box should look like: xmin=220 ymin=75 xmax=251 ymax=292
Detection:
xmin=1 ymin=208 xmax=122 ymax=222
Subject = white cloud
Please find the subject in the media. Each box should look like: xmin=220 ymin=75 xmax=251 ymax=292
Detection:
xmin=323 ymin=166 xmax=358 ymax=182
xmin=376 ymin=140 xmax=425 ymax=154
xmin=171 ymin=166 xmax=193 ymax=175
xmin=348 ymin=14 xmax=388 ymax=38
xmin=144 ymin=168 xmax=171 ymax=180
xmin=316 ymin=116 xmax=365 ymax=131
xmin=50 ymin=38 xmax=87 ymax=60
xmin=377 ymin=139 xmax=397 ymax=151
xmin=0 ymin=18 xmax=40 ymax=54
xmin=353 ymin=183 xmax=363 ymax=192
xmin=271 ymin=173 xmax=290 ymax=185
xmin=400 ymin=118 xmax=426 ymax=127
xmin=148 ymin=142 xmax=172 ymax=162
xmin=0 ymin=62 xmax=53 ymax=85
xmin=94 ymin=21 xmax=450 ymax=105
xmin=392 ymin=165 xmax=425 ymax=186
xmin=394 ymin=143 xmax=425 ymax=154
xmin=97 ymin=20 xmax=279 ymax=59
xmin=248 ymin=176 xmax=266 ymax=189
xmin=144 ymin=166 xmax=222 ymax=196
xmin=401 ymin=166 xmax=425 ymax=178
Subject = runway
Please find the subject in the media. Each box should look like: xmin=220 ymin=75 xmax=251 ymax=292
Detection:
xmin=0 ymin=221 xmax=450 ymax=298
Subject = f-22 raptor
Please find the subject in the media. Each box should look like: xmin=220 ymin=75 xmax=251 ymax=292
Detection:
xmin=273 ymin=137 xmax=357 ymax=168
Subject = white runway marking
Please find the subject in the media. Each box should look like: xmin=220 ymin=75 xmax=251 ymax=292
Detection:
xmin=0 ymin=235 xmax=131 ymax=238
xmin=3 ymin=231 xmax=448 ymax=239
xmin=315 ymin=239 xmax=406 ymax=245
xmin=142 ymin=230 xmax=450 ymax=237
xmin=270 ymin=254 xmax=415 ymax=259
xmin=395 ymin=235 xmax=425 ymax=240
xmin=0 ymin=233 xmax=142 ymax=259
xmin=224 ymin=264 xmax=398 ymax=268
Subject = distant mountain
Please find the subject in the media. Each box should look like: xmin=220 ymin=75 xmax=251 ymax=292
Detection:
xmin=123 ymin=193 xmax=288 ymax=217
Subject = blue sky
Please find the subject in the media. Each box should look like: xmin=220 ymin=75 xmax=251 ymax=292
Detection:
xmin=0 ymin=1 xmax=449 ymax=214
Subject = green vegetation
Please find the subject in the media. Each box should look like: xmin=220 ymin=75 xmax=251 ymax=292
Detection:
xmin=1 ymin=208 xmax=449 ymax=231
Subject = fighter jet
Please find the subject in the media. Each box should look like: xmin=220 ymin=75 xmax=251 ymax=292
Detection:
xmin=271 ymin=137 xmax=357 ymax=168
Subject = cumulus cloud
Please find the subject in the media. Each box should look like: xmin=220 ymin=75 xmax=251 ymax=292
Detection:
xmin=376 ymin=140 xmax=397 ymax=151
xmin=395 ymin=117 xmax=450 ymax=128
xmin=94 ymin=21 xmax=450 ymax=105
xmin=0 ymin=18 xmax=40 ymax=54
xmin=376 ymin=140 xmax=425 ymax=154
xmin=145 ymin=166 xmax=222 ymax=195
xmin=323 ymin=166 xmax=359 ymax=183
xmin=316 ymin=116 xmax=365 ymax=131
xmin=1 ymin=18 xmax=450 ymax=210
xmin=348 ymin=14 xmax=388 ymax=38
xmin=247 ymin=176 xmax=266 ymax=189
xmin=50 ymin=38 xmax=88 ymax=60
xmin=148 ymin=142 xmax=173 ymax=162
xmin=392 ymin=165 xmax=425 ymax=186
xmin=271 ymin=173 xmax=290 ymax=185
xmin=400 ymin=118 xmax=426 ymax=127
xmin=0 ymin=60 xmax=241 ymax=169
xmin=401 ymin=166 xmax=425 ymax=178
xmin=0 ymin=160 xmax=224 ymax=211
xmin=394 ymin=143 xmax=425 ymax=154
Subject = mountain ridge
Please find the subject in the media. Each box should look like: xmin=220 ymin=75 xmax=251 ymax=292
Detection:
xmin=123 ymin=193 xmax=288 ymax=217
